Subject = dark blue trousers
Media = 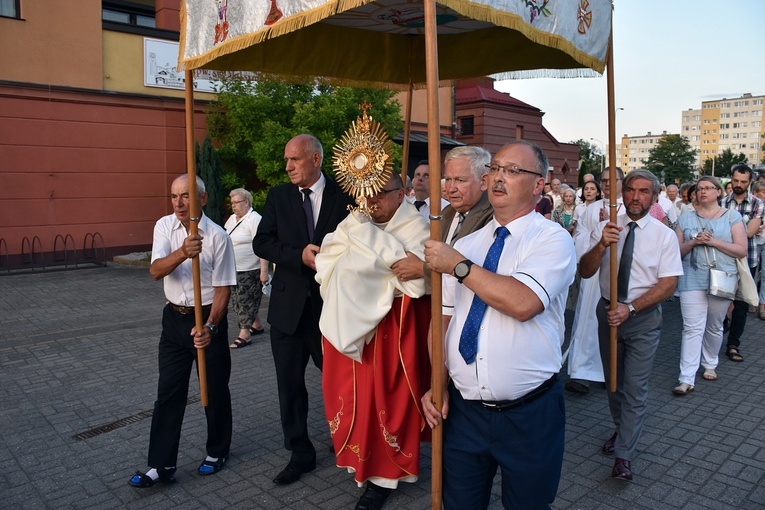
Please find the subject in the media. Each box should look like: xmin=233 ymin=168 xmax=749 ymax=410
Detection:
xmin=443 ymin=379 xmax=565 ymax=510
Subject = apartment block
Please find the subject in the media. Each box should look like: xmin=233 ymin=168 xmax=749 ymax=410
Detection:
xmin=619 ymin=131 xmax=672 ymax=174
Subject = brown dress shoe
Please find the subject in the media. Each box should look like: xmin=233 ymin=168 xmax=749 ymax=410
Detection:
xmin=612 ymin=458 xmax=632 ymax=480
xmin=601 ymin=432 xmax=617 ymax=455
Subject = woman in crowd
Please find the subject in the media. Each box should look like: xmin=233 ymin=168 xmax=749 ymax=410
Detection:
xmin=225 ymin=188 xmax=269 ymax=349
xmin=552 ymin=186 xmax=577 ymax=234
xmin=673 ymin=176 xmax=747 ymax=395
xmin=535 ymin=192 xmax=552 ymax=219
xmin=573 ymin=180 xmax=601 ymax=233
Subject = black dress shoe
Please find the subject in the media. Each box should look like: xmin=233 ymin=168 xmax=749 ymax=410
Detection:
xmin=601 ymin=432 xmax=617 ymax=455
xmin=612 ymin=458 xmax=632 ymax=481
xmin=272 ymin=460 xmax=316 ymax=485
xmin=355 ymin=482 xmax=392 ymax=510
xmin=564 ymin=379 xmax=590 ymax=394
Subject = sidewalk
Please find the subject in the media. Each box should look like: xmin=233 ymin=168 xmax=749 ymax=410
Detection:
xmin=0 ymin=265 xmax=763 ymax=509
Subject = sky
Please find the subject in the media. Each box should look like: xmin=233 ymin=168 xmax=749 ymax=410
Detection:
xmin=494 ymin=0 xmax=765 ymax=151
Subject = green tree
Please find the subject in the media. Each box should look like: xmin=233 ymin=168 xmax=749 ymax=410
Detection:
xmin=644 ymin=134 xmax=697 ymax=184
xmin=761 ymin=132 xmax=765 ymax=164
xmin=571 ymin=138 xmax=604 ymax=186
xmin=195 ymin=135 xmax=225 ymax=226
xmin=206 ymin=78 xmax=403 ymax=210
xmin=700 ymin=148 xmax=748 ymax=177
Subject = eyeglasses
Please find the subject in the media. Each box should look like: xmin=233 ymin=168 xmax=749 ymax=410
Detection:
xmin=696 ymin=186 xmax=718 ymax=192
xmin=230 ymin=199 xmax=247 ymax=206
xmin=485 ymin=164 xmax=543 ymax=177
xmin=372 ymin=187 xmax=402 ymax=198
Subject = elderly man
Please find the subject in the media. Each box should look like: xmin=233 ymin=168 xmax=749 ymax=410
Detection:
xmin=253 ymin=134 xmax=355 ymax=485
xmin=441 ymin=146 xmax=494 ymax=245
xmin=411 ymin=160 xmax=449 ymax=222
xmin=580 ymin=169 xmax=683 ymax=481
xmin=422 ymin=141 xmax=576 ymax=509
xmin=722 ymin=163 xmax=764 ymax=362
xmin=550 ymin=178 xmax=563 ymax=208
xmin=129 ymin=175 xmax=236 ymax=488
xmin=316 ymin=173 xmax=431 ymax=510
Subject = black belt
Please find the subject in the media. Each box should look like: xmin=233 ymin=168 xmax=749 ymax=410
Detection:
xmin=169 ymin=303 xmax=211 ymax=315
xmin=475 ymin=374 xmax=558 ymax=412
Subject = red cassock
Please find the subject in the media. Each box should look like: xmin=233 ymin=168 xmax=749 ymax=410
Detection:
xmin=323 ymin=294 xmax=432 ymax=484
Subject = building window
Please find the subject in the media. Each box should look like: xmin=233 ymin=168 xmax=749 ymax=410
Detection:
xmin=0 ymin=0 xmax=20 ymax=18
xmin=458 ymin=116 xmax=474 ymax=136
xmin=103 ymin=1 xmax=156 ymax=28
xmin=515 ymin=125 xmax=524 ymax=140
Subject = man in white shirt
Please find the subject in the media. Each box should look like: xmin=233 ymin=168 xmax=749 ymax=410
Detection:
xmin=580 ymin=169 xmax=683 ymax=482
xmin=411 ymin=161 xmax=449 ymax=222
xmin=129 ymin=175 xmax=236 ymax=488
xmin=422 ymin=141 xmax=576 ymax=509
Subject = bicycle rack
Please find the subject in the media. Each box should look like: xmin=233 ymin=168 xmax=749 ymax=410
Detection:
xmin=0 ymin=238 xmax=8 ymax=273
xmin=21 ymin=236 xmax=43 ymax=270
xmin=53 ymin=234 xmax=77 ymax=269
xmin=83 ymin=232 xmax=107 ymax=266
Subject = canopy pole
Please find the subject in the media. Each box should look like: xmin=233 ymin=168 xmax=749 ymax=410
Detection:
xmin=401 ymin=82 xmax=414 ymax=185
xmin=606 ymin=24 xmax=618 ymax=394
xmin=185 ymin=69 xmax=209 ymax=407
xmin=423 ymin=0 xmax=443 ymax=507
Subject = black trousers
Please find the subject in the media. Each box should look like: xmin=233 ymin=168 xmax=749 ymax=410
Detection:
xmin=270 ymin=298 xmax=323 ymax=464
xmin=147 ymin=304 xmax=232 ymax=468
xmin=728 ymin=265 xmax=758 ymax=348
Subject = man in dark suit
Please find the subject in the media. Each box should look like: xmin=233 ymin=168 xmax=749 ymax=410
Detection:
xmin=391 ymin=146 xmax=493 ymax=282
xmin=253 ymin=134 xmax=354 ymax=485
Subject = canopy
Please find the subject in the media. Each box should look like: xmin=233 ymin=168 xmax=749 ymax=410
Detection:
xmin=179 ymin=0 xmax=611 ymax=88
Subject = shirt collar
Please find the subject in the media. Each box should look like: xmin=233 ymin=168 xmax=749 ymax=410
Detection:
xmin=299 ymin=172 xmax=326 ymax=196
xmin=171 ymin=212 xmax=210 ymax=234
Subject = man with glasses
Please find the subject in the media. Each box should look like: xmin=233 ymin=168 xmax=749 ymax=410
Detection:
xmin=316 ymin=173 xmax=431 ymax=510
xmin=422 ymin=140 xmax=575 ymax=509
xmin=722 ymin=163 xmax=764 ymax=362
xmin=565 ymin=167 xmax=626 ymax=395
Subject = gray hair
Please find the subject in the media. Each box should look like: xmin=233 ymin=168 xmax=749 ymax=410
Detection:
xmin=229 ymin=188 xmax=252 ymax=206
xmin=302 ymin=134 xmax=324 ymax=165
xmin=443 ymin=146 xmax=492 ymax=180
xmin=175 ymin=174 xmax=206 ymax=195
xmin=623 ymin=169 xmax=660 ymax=196
xmin=500 ymin=140 xmax=549 ymax=175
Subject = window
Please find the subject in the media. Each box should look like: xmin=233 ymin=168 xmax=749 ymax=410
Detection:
xmin=103 ymin=1 xmax=156 ymax=28
xmin=720 ymin=123 xmax=729 ymax=129
xmin=754 ymin=99 xmax=763 ymax=106
xmin=0 ymin=0 xmax=19 ymax=18
xmin=515 ymin=125 xmax=524 ymax=140
xmin=458 ymin=116 xmax=474 ymax=136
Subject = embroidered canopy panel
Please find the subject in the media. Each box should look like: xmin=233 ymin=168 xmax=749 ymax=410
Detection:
xmin=180 ymin=0 xmax=612 ymax=88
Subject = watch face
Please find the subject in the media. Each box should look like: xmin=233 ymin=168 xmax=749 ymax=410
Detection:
xmin=454 ymin=262 xmax=468 ymax=278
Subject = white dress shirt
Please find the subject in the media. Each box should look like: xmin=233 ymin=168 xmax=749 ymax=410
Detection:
xmin=442 ymin=212 xmax=576 ymax=401
xmin=151 ymin=213 xmax=236 ymax=306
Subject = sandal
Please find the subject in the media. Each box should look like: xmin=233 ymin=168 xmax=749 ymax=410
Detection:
xmin=250 ymin=327 xmax=265 ymax=336
xmin=128 ymin=467 xmax=176 ymax=488
xmin=673 ymin=383 xmax=694 ymax=395
xmin=198 ymin=456 xmax=226 ymax=476
xmin=702 ymin=369 xmax=717 ymax=381
xmin=229 ymin=337 xmax=251 ymax=349
xmin=726 ymin=347 xmax=744 ymax=362
xmin=759 ymin=307 xmax=765 ymax=320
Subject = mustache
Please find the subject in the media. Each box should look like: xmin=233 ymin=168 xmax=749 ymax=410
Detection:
xmin=491 ymin=184 xmax=507 ymax=193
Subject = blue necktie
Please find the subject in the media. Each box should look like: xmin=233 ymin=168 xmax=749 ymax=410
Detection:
xmin=458 ymin=226 xmax=510 ymax=364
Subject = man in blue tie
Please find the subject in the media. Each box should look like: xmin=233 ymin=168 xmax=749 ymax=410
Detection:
xmin=422 ymin=141 xmax=576 ymax=510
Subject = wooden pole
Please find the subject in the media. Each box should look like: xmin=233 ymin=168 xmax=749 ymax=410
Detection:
xmin=423 ymin=0 xmax=443 ymax=507
xmin=606 ymin=25 xmax=618 ymax=394
xmin=401 ymin=82 xmax=414 ymax=186
xmin=185 ymin=69 xmax=209 ymax=407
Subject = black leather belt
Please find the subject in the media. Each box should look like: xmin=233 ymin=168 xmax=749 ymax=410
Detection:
xmin=478 ymin=374 xmax=558 ymax=412
xmin=169 ymin=303 xmax=211 ymax=315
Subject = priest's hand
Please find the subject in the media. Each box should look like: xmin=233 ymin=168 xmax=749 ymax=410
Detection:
xmin=391 ymin=252 xmax=425 ymax=281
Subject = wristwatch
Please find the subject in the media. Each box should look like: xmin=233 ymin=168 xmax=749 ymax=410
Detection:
xmin=453 ymin=259 xmax=474 ymax=284
xmin=626 ymin=303 xmax=637 ymax=317
xmin=204 ymin=322 xmax=219 ymax=335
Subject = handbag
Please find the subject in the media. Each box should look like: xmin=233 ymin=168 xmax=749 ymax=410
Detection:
xmin=704 ymin=246 xmax=738 ymax=301
xmin=735 ymin=256 xmax=759 ymax=307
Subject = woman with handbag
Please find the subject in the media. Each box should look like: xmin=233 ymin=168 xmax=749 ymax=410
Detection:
xmin=673 ymin=176 xmax=747 ymax=395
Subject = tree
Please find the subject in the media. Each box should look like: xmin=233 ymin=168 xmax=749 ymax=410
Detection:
xmin=700 ymin=148 xmax=749 ymax=177
xmin=761 ymin=132 xmax=765 ymax=164
xmin=571 ymin=138 xmax=604 ymax=186
xmin=206 ymin=78 xmax=403 ymax=210
xmin=196 ymin=135 xmax=225 ymax=226
xmin=643 ymin=134 xmax=697 ymax=184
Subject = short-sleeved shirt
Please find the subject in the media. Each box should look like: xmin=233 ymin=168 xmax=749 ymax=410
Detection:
xmin=442 ymin=211 xmax=576 ymax=401
xmin=151 ymin=213 xmax=236 ymax=306
xmin=224 ymin=208 xmax=263 ymax=272
xmin=723 ymin=192 xmax=765 ymax=267
xmin=676 ymin=209 xmax=742 ymax=292
xmin=595 ymin=213 xmax=683 ymax=303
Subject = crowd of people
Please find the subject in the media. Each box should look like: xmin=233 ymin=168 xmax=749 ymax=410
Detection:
xmin=129 ymin=133 xmax=765 ymax=509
